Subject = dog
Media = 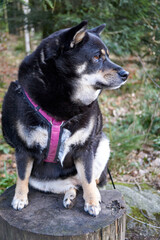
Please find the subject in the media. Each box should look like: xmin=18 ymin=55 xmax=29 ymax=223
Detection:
xmin=2 ymin=21 xmax=129 ymax=216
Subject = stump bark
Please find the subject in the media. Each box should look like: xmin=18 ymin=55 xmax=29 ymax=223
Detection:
xmin=0 ymin=185 xmax=126 ymax=240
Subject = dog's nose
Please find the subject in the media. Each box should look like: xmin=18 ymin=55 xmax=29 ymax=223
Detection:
xmin=118 ymin=70 xmax=129 ymax=81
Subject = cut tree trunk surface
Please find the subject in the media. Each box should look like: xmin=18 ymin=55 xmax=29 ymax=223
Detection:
xmin=0 ymin=185 xmax=126 ymax=240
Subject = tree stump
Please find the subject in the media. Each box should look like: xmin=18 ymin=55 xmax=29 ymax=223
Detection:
xmin=0 ymin=185 xmax=126 ymax=240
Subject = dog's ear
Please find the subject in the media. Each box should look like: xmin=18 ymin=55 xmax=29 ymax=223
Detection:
xmin=61 ymin=21 xmax=88 ymax=49
xmin=88 ymin=24 xmax=106 ymax=36
xmin=42 ymin=21 xmax=88 ymax=60
xmin=70 ymin=21 xmax=88 ymax=48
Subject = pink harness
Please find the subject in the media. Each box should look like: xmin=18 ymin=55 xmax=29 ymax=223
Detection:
xmin=24 ymin=91 xmax=63 ymax=163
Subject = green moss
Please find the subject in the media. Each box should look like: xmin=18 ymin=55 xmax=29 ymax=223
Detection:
xmin=140 ymin=183 xmax=153 ymax=191
xmin=114 ymin=182 xmax=135 ymax=188
xmin=130 ymin=206 xmax=149 ymax=222
xmin=153 ymin=212 xmax=160 ymax=222
xmin=130 ymin=207 xmax=160 ymax=226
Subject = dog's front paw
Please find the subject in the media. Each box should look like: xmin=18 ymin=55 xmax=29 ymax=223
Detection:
xmin=11 ymin=196 xmax=28 ymax=210
xmin=63 ymin=195 xmax=76 ymax=209
xmin=83 ymin=187 xmax=101 ymax=216
xmin=63 ymin=188 xmax=76 ymax=209
xmin=84 ymin=202 xmax=101 ymax=216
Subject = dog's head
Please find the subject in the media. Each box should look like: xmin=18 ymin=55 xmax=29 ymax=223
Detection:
xmin=20 ymin=21 xmax=129 ymax=106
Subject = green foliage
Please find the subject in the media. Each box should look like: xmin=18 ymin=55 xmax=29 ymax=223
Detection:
xmin=0 ymin=144 xmax=10 ymax=154
xmin=0 ymin=161 xmax=17 ymax=194
xmin=0 ymin=79 xmax=5 ymax=88
xmin=14 ymin=40 xmax=25 ymax=53
xmin=42 ymin=0 xmax=55 ymax=11
xmin=105 ymin=116 xmax=145 ymax=170
xmin=153 ymin=137 xmax=160 ymax=150
xmin=0 ymin=128 xmax=12 ymax=154
xmin=0 ymin=0 xmax=160 ymax=61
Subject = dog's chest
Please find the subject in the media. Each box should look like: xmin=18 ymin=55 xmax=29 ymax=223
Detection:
xmin=17 ymin=83 xmax=99 ymax=165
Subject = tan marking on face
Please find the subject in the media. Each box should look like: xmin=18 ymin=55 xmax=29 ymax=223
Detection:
xmin=103 ymin=69 xmax=117 ymax=78
xmin=101 ymin=49 xmax=106 ymax=60
xmin=71 ymin=73 xmax=104 ymax=105
xmin=98 ymin=69 xmax=117 ymax=82
xmin=101 ymin=49 xmax=105 ymax=55
xmin=77 ymin=62 xmax=87 ymax=74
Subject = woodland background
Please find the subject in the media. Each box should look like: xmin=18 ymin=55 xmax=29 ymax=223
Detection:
xmin=0 ymin=0 xmax=160 ymax=238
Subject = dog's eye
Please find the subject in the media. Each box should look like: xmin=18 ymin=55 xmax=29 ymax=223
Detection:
xmin=93 ymin=55 xmax=100 ymax=62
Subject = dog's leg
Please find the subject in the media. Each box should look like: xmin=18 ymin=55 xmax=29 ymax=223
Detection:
xmin=93 ymin=134 xmax=110 ymax=182
xmin=12 ymin=153 xmax=33 ymax=210
xmin=75 ymin=161 xmax=101 ymax=216
xmin=63 ymin=188 xmax=77 ymax=209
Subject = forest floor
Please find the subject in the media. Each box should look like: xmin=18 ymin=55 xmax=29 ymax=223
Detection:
xmin=0 ymin=34 xmax=160 ymax=239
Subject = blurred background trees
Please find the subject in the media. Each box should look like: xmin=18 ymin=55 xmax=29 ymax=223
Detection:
xmin=0 ymin=0 xmax=160 ymax=62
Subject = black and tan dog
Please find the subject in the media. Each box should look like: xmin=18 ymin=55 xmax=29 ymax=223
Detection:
xmin=2 ymin=21 xmax=129 ymax=216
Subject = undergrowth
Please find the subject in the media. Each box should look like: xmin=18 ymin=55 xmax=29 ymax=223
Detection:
xmin=100 ymin=65 xmax=160 ymax=172
xmin=0 ymin=128 xmax=12 ymax=154
xmin=0 ymin=162 xmax=16 ymax=194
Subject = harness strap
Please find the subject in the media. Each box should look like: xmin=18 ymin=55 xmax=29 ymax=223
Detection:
xmin=24 ymin=91 xmax=63 ymax=163
xmin=107 ymin=167 xmax=116 ymax=189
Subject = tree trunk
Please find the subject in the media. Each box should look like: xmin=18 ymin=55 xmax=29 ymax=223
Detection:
xmin=0 ymin=185 xmax=126 ymax=240
xmin=22 ymin=0 xmax=31 ymax=55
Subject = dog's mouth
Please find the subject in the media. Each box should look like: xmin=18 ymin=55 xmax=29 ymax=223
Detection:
xmin=94 ymin=81 xmax=126 ymax=90
xmin=94 ymin=70 xmax=129 ymax=90
xmin=94 ymin=79 xmax=128 ymax=90
xmin=94 ymin=82 xmax=107 ymax=90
